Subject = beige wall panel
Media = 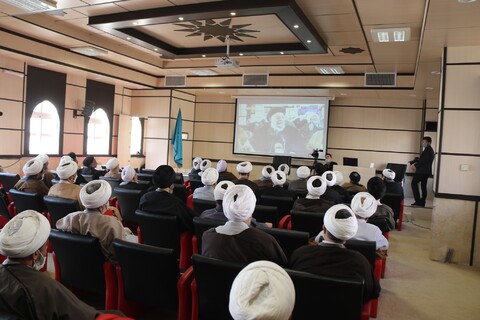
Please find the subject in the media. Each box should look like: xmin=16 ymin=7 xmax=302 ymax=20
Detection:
xmin=66 ymin=74 xmax=86 ymax=87
xmin=194 ymin=123 xmax=234 ymax=143
xmin=431 ymin=198 xmax=475 ymax=265
xmin=441 ymin=111 xmax=480 ymax=154
xmin=62 ymin=134 xmax=83 ymax=155
xmin=132 ymin=90 xmax=170 ymax=97
xmin=0 ymin=56 xmax=24 ymax=72
xmin=325 ymin=149 xmax=416 ymax=171
xmin=112 ymin=115 xmax=119 ymax=136
xmin=334 ymin=98 xmax=421 ymax=108
xmin=328 ymin=128 xmax=419 ymax=153
xmin=171 ymin=97 xmax=195 ymax=121
xmin=65 ymin=84 xmax=86 ymax=110
xmin=63 ymin=111 xmax=85 ymax=134
xmin=444 ymin=65 xmax=480 ymax=109
xmin=0 ymin=130 xmax=22 ymax=155
xmin=426 ymin=99 xmax=440 ymax=109
xmin=474 ymin=215 xmax=480 ymax=267
xmin=172 ymin=90 xmax=195 ymax=102
xmin=447 ymin=46 xmax=480 ymax=64
xmin=437 ymin=155 xmax=480 ymax=196
xmin=131 ymin=97 xmax=170 ymax=117
xmin=193 ymin=141 xmax=235 ymax=161
xmin=329 ymin=107 xmax=421 ymax=130
xmin=122 ymin=96 xmax=132 ymax=115
xmin=186 ymin=77 xmax=242 ymax=87
xmin=145 ymin=118 xmax=169 ymax=139
xmin=114 ymin=93 xmax=122 ymax=114
xmin=196 ymin=94 xmax=234 ymax=104
xmin=195 ymin=103 xmax=235 ymax=122
xmin=111 ymin=137 xmax=118 ymax=155
xmin=0 ymin=72 xmax=24 ymax=101
xmin=145 ymin=139 xmax=168 ymax=169
xmin=425 ymin=108 xmax=438 ymax=122
xmin=0 ymin=100 xmax=23 ymax=129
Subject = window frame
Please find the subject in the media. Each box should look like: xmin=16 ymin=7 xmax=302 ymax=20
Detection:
xmin=130 ymin=116 xmax=145 ymax=156
xmin=86 ymin=108 xmax=111 ymax=155
xmin=28 ymin=100 xmax=61 ymax=155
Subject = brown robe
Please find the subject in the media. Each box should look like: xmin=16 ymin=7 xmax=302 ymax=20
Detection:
xmin=48 ymin=182 xmax=84 ymax=210
xmin=13 ymin=178 xmax=49 ymax=197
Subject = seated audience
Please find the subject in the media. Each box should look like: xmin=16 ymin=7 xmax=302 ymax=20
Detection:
xmin=278 ymin=163 xmax=290 ymax=187
xmin=199 ymin=159 xmax=212 ymax=176
xmin=291 ymin=176 xmax=333 ymax=213
xmin=202 ymin=185 xmax=287 ymax=265
xmin=288 ymin=166 xmax=310 ymax=196
xmin=48 ymin=159 xmax=83 ymax=209
xmin=117 ymin=166 xmax=145 ymax=191
xmin=0 ymin=210 xmax=100 ymax=318
xmin=342 ymin=171 xmax=367 ymax=192
xmin=217 ymin=159 xmax=237 ymax=182
xmin=104 ymin=157 xmax=121 ymax=179
xmin=193 ymin=167 xmax=219 ymax=201
xmin=330 ymin=171 xmax=351 ymax=203
xmin=66 ymin=152 xmax=88 ymax=184
xmin=189 ymin=157 xmax=202 ymax=182
xmin=367 ymin=176 xmax=396 ymax=233
xmin=253 ymin=165 xmax=275 ymax=190
xmin=139 ymin=165 xmax=197 ymax=232
xmin=261 ymin=170 xmax=298 ymax=199
xmin=229 ymin=260 xmax=295 ymax=320
xmin=56 ymin=180 xmax=135 ymax=263
xmin=14 ymin=159 xmax=49 ymax=197
xmin=233 ymin=161 xmax=259 ymax=193
xmin=383 ymin=169 xmax=404 ymax=198
xmin=82 ymin=155 xmax=102 ymax=180
xmin=35 ymin=154 xmax=55 ymax=188
xmin=321 ymin=171 xmax=343 ymax=204
xmin=289 ymin=204 xmax=381 ymax=302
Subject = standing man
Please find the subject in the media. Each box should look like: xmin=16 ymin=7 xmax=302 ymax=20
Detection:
xmin=410 ymin=136 xmax=435 ymax=207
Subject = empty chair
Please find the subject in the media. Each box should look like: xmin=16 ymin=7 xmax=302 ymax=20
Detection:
xmin=290 ymin=210 xmax=326 ymax=238
xmin=381 ymin=193 xmax=404 ymax=230
xmin=192 ymin=198 xmax=216 ymax=215
xmin=257 ymin=227 xmax=309 ymax=259
xmin=99 ymin=176 xmax=121 ymax=190
xmin=136 ymin=173 xmax=153 ymax=185
xmin=112 ymin=239 xmax=180 ymax=318
xmin=258 ymin=194 xmax=295 ymax=221
xmin=252 ymin=204 xmax=278 ymax=226
xmin=0 ymin=173 xmax=20 ymax=191
xmin=43 ymin=196 xmax=81 ymax=229
xmin=192 ymin=217 xmax=224 ymax=253
xmin=9 ymin=189 xmax=46 ymax=214
xmin=112 ymin=188 xmax=143 ymax=230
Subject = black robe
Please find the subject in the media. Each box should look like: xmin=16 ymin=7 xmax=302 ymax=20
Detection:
xmin=218 ymin=171 xmax=237 ymax=182
xmin=330 ymin=185 xmax=351 ymax=203
xmin=261 ymin=186 xmax=298 ymax=199
xmin=287 ymin=178 xmax=308 ymax=197
xmin=385 ymin=181 xmax=404 ymax=198
xmin=233 ymin=179 xmax=260 ymax=193
xmin=291 ymin=197 xmax=333 ymax=213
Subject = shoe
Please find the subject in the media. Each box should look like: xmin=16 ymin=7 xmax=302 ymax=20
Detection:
xmin=411 ymin=202 xmax=425 ymax=207
xmin=411 ymin=202 xmax=419 ymax=206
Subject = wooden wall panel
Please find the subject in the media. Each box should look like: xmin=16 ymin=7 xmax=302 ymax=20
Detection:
xmin=444 ymin=65 xmax=480 ymax=109
xmin=194 ymin=123 xmax=234 ymax=142
xmin=441 ymin=110 xmax=480 ymax=154
xmin=0 ymin=72 xmax=24 ymax=101
xmin=63 ymin=134 xmax=83 ymax=155
xmin=437 ymin=155 xmax=480 ymax=196
xmin=145 ymin=118 xmax=169 ymax=139
xmin=0 ymin=100 xmax=23 ymax=129
xmin=0 ymin=130 xmax=22 ymax=155
xmin=131 ymin=97 xmax=170 ymax=117
xmin=195 ymin=102 xmax=235 ymax=122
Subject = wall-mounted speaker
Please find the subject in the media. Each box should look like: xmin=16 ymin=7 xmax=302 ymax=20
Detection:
xmin=164 ymin=75 xmax=186 ymax=87
xmin=364 ymin=72 xmax=396 ymax=87
xmin=425 ymin=121 xmax=438 ymax=132
xmin=242 ymin=73 xmax=269 ymax=86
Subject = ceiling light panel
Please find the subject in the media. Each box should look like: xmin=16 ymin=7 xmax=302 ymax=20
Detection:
xmin=315 ymin=66 xmax=344 ymax=74
xmin=3 ymin=0 xmax=56 ymax=11
xmin=70 ymin=46 xmax=108 ymax=56
xmin=371 ymin=27 xmax=411 ymax=43
xmin=190 ymin=69 xmax=218 ymax=76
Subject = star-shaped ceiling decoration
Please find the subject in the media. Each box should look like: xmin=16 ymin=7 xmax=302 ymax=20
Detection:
xmin=174 ymin=18 xmax=259 ymax=43
xmin=340 ymin=47 xmax=365 ymax=54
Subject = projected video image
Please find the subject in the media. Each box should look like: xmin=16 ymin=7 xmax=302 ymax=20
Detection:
xmin=234 ymin=97 xmax=329 ymax=159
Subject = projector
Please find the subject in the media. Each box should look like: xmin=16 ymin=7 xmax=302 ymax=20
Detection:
xmin=214 ymin=56 xmax=240 ymax=69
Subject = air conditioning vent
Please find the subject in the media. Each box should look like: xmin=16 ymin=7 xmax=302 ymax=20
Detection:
xmin=365 ymin=73 xmax=396 ymax=87
xmin=243 ymin=74 xmax=269 ymax=87
xmin=165 ymin=75 xmax=186 ymax=87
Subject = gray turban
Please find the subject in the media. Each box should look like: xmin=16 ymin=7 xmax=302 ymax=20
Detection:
xmin=80 ymin=180 xmax=112 ymax=209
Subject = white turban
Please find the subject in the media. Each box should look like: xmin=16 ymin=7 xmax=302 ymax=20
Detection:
xmin=306 ymin=176 xmax=327 ymax=198
xmin=271 ymin=170 xmax=287 ymax=186
xmin=229 ymin=260 xmax=295 ymax=320
xmin=121 ymin=166 xmax=136 ymax=183
xmin=237 ymin=162 xmax=253 ymax=174
xmin=106 ymin=158 xmax=119 ymax=170
xmin=382 ymin=169 xmax=396 ymax=181
xmin=334 ymin=171 xmax=344 ymax=185
xmin=296 ymin=166 xmax=310 ymax=179
xmin=34 ymin=154 xmax=49 ymax=164
xmin=214 ymin=180 xmax=235 ymax=201
xmin=201 ymin=168 xmax=219 ymax=186
xmin=80 ymin=180 xmax=112 ymax=209
xmin=200 ymin=159 xmax=212 ymax=171
xmin=217 ymin=160 xmax=228 ymax=173
xmin=278 ymin=164 xmax=290 ymax=175
xmin=23 ymin=159 xmax=43 ymax=176
xmin=223 ymin=185 xmax=256 ymax=222
xmin=56 ymin=160 xmax=78 ymax=180
xmin=193 ymin=157 xmax=202 ymax=170
xmin=59 ymin=155 xmax=73 ymax=165
xmin=322 ymin=171 xmax=336 ymax=187
xmin=261 ymin=165 xmax=275 ymax=178
xmin=351 ymin=192 xmax=378 ymax=219
xmin=324 ymin=204 xmax=358 ymax=241
xmin=0 ymin=210 xmax=50 ymax=258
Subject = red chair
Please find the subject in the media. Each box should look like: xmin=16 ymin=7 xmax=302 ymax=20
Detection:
xmin=398 ymin=199 xmax=405 ymax=231
xmin=178 ymin=266 xmax=195 ymax=320
xmin=186 ymin=194 xmax=194 ymax=210
xmin=278 ymin=214 xmax=292 ymax=229
xmin=184 ymin=180 xmax=192 ymax=196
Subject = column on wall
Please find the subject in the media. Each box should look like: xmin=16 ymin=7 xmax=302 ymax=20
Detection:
xmin=63 ymin=74 xmax=86 ymax=156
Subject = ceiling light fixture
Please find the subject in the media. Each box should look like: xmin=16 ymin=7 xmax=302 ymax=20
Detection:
xmin=458 ymin=0 xmax=476 ymax=3
xmin=178 ymin=17 xmax=184 ymax=21
xmin=239 ymin=53 xmax=244 ymax=56
xmin=280 ymin=52 xmax=284 ymax=55
xmin=306 ymin=40 xmax=312 ymax=43
xmin=315 ymin=66 xmax=344 ymax=74
xmin=3 ymin=0 xmax=56 ymax=11
xmin=371 ymin=27 xmax=411 ymax=42
xmin=190 ymin=69 xmax=218 ymax=76
xmin=126 ymin=37 xmax=131 ymax=40
xmin=293 ymin=24 xmax=299 ymax=29
xmin=154 ymin=48 xmax=158 ymax=51
xmin=425 ymin=86 xmax=434 ymax=90
xmin=70 ymin=46 xmax=108 ymax=57
xmin=230 ymin=12 xmax=236 ymax=16
xmin=201 ymin=54 xmax=206 ymax=58
xmin=431 ymin=70 xmax=441 ymax=75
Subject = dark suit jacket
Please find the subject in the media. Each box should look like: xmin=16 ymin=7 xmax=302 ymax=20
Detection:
xmin=415 ymin=145 xmax=434 ymax=175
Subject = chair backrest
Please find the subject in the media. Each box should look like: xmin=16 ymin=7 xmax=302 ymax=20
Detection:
xmin=135 ymin=209 xmax=180 ymax=257
xmin=99 ymin=176 xmax=121 ymax=190
xmin=136 ymin=173 xmax=153 ymax=184
xmin=381 ymin=193 xmax=402 ymax=221
xmin=140 ymin=168 xmax=155 ymax=175
xmin=286 ymin=268 xmax=364 ymax=320
xmin=112 ymin=188 xmax=143 ymax=222
xmin=172 ymin=183 xmax=188 ymax=203
xmin=49 ymin=229 xmax=107 ymax=295
xmin=0 ymin=173 xmax=20 ymax=191
xmin=345 ymin=239 xmax=377 ymax=269
xmin=252 ymin=204 xmax=279 ymax=226
xmin=175 ymin=172 xmax=184 ymax=184
xmin=290 ymin=210 xmax=325 ymax=237
xmin=82 ymin=174 xmax=93 ymax=182
xmin=259 ymin=194 xmax=295 ymax=220
xmin=0 ymin=188 xmax=11 ymax=220
xmin=43 ymin=196 xmax=81 ymax=228
xmin=193 ymin=217 xmax=225 ymax=253
xmin=9 ymin=189 xmax=46 ymax=213
xmin=191 ymin=254 xmax=246 ymax=320
xmin=386 ymin=163 xmax=407 ymax=183
xmin=113 ymin=239 xmax=179 ymax=308
xmin=257 ymin=227 xmax=309 ymax=259
xmin=192 ymin=198 xmax=216 ymax=215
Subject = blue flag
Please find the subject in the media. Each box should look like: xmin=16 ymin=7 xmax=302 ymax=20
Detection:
xmin=172 ymin=109 xmax=183 ymax=167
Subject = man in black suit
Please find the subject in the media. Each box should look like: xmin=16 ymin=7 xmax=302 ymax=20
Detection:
xmin=410 ymin=136 xmax=435 ymax=207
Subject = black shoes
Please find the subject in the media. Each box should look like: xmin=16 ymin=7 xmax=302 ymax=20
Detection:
xmin=411 ymin=202 xmax=425 ymax=207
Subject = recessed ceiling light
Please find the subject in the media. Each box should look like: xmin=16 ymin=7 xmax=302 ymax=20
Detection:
xmin=339 ymin=93 xmax=347 ymax=96
xmin=458 ymin=0 xmax=476 ymax=3
xmin=133 ymin=21 xmax=139 ymax=25
xmin=178 ymin=17 xmax=184 ymax=21
xmin=154 ymin=48 xmax=158 ymax=51
xmin=239 ymin=53 xmax=244 ymax=56
xmin=293 ymin=24 xmax=299 ymax=29
xmin=126 ymin=37 xmax=131 ymax=40
xmin=280 ymin=52 xmax=284 ymax=55
xmin=306 ymin=40 xmax=312 ymax=43
xmin=190 ymin=69 xmax=218 ymax=76
xmin=425 ymin=86 xmax=434 ymax=90
xmin=219 ymin=91 xmax=225 ymax=94
xmin=70 ymin=46 xmax=108 ymax=56
xmin=371 ymin=27 xmax=411 ymax=42
xmin=159 ymin=54 xmax=163 ymax=57
xmin=3 ymin=0 xmax=56 ymax=12
xmin=201 ymin=54 xmax=206 ymax=58
xmin=409 ymin=94 xmax=417 ymax=97
xmin=315 ymin=66 xmax=344 ymax=74
xmin=431 ymin=70 xmax=441 ymax=75
xmin=230 ymin=12 xmax=236 ymax=16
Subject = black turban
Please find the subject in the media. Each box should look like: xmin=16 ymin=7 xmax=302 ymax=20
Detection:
xmin=83 ymin=155 xmax=95 ymax=167
xmin=153 ymin=165 xmax=175 ymax=188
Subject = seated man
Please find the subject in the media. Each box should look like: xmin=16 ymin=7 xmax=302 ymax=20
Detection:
xmin=289 ymin=204 xmax=380 ymax=302
xmin=199 ymin=159 xmax=212 ymax=176
xmin=139 ymin=165 xmax=197 ymax=232
xmin=66 ymin=152 xmax=88 ymax=184
xmin=291 ymin=176 xmax=333 ymax=213
xmin=0 ymin=210 xmax=100 ymax=318
xmin=330 ymin=171 xmax=351 ymax=204
xmin=261 ymin=170 xmax=298 ymax=199
xmin=366 ymin=177 xmax=396 ymax=233
xmin=48 ymin=159 xmax=83 ymax=209
xmin=217 ymin=159 xmax=237 ymax=182
xmin=287 ymin=166 xmax=310 ymax=196
xmin=193 ymin=167 xmax=219 ymax=201
xmin=342 ymin=171 xmax=367 ymax=193
xmin=320 ymin=171 xmax=343 ymax=204
xmin=233 ymin=161 xmax=259 ymax=193
xmin=188 ymin=157 xmax=202 ymax=182
xmin=253 ymin=165 xmax=275 ymax=190
xmin=202 ymin=185 xmax=287 ymax=266
xmin=14 ymin=159 xmax=49 ymax=198
xmin=56 ymin=180 xmax=135 ymax=264
xmin=35 ymin=154 xmax=55 ymax=188
xmin=382 ymin=169 xmax=404 ymax=198
xmin=117 ymin=166 xmax=146 ymax=191
xmin=82 ymin=155 xmax=102 ymax=180
xmin=104 ymin=157 xmax=121 ymax=179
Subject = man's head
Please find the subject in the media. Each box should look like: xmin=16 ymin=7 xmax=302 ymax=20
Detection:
xmin=217 ymin=160 xmax=228 ymax=173
xmin=80 ymin=180 xmax=112 ymax=211
xmin=83 ymin=155 xmax=97 ymax=168
xmin=201 ymin=168 xmax=219 ymax=186
xmin=306 ymin=176 xmax=327 ymax=199
xmin=267 ymin=107 xmax=286 ymax=132
xmin=121 ymin=166 xmax=137 ymax=183
xmin=325 ymin=153 xmax=333 ymax=163
xmin=214 ymin=180 xmax=235 ymax=203
xmin=152 ymin=165 xmax=176 ymax=191
xmin=351 ymin=192 xmax=378 ymax=219
xmin=349 ymin=171 xmax=361 ymax=184
xmin=34 ymin=154 xmax=49 ymax=173
xmin=229 ymin=260 xmax=295 ymax=320
xmin=223 ymin=185 xmax=257 ymax=224
xmin=0 ymin=210 xmax=50 ymax=269
xmin=22 ymin=159 xmax=43 ymax=179
xmin=67 ymin=152 xmax=78 ymax=164
xmin=367 ymin=176 xmax=386 ymax=201
xmin=200 ymin=159 xmax=212 ymax=173
xmin=261 ymin=165 xmax=275 ymax=179
xmin=56 ymin=160 xmax=78 ymax=182
xmin=271 ymin=170 xmax=287 ymax=187
xmin=323 ymin=204 xmax=358 ymax=243
xmin=321 ymin=170 xmax=336 ymax=187
xmin=278 ymin=163 xmax=290 ymax=176
xmin=382 ymin=169 xmax=396 ymax=182
xmin=333 ymin=171 xmax=344 ymax=185
xmin=296 ymin=166 xmax=310 ymax=179
xmin=106 ymin=157 xmax=119 ymax=171
xmin=236 ymin=162 xmax=253 ymax=178
xmin=422 ymin=136 xmax=432 ymax=148
xmin=192 ymin=157 xmax=202 ymax=170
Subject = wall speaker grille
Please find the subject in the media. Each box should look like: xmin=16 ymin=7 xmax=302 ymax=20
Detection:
xmin=165 ymin=75 xmax=186 ymax=87
xmin=242 ymin=74 xmax=269 ymax=86
xmin=365 ymin=73 xmax=396 ymax=87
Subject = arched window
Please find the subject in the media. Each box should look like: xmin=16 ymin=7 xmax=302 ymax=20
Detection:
xmin=130 ymin=117 xmax=143 ymax=155
xmin=87 ymin=108 xmax=110 ymax=154
xmin=29 ymin=100 xmax=60 ymax=154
